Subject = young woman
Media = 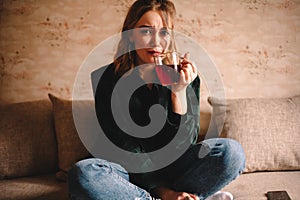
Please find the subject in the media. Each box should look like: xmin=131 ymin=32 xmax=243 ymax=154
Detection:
xmin=68 ymin=0 xmax=245 ymax=199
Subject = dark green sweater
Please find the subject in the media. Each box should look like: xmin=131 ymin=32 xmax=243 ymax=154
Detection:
xmin=94 ymin=63 xmax=200 ymax=191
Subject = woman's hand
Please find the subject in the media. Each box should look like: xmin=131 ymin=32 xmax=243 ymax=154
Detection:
xmin=171 ymin=52 xmax=197 ymax=115
xmin=153 ymin=187 xmax=199 ymax=200
xmin=171 ymin=52 xmax=197 ymax=93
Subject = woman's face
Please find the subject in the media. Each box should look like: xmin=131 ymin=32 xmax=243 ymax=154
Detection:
xmin=132 ymin=10 xmax=172 ymax=65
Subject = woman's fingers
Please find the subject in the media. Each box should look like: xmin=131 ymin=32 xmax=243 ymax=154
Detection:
xmin=171 ymin=52 xmax=197 ymax=92
xmin=183 ymin=52 xmax=190 ymax=60
xmin=180 ymin=58 xmax=197 ymax=84
xmin=180 ymin=67 xmax=190 ymax=83
xmin=177 ymin=192 xmax=199 ymax=200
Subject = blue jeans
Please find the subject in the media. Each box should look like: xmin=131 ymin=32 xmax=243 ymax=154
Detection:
xmin=68 ymin=138 xmax=245 ymax=200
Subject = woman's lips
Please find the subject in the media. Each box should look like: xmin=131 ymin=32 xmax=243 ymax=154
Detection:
xmin=148 ymin=50 xmax=162 ymax=57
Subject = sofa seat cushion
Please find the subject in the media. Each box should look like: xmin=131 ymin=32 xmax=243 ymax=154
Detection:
xmin=223 ymin=171 xmax=300 ymax=200
xmin=0 ymin=174 xmax=69 ymax=200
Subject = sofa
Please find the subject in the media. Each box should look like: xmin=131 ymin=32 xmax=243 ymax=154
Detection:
xmin=0 ymin=93 xmax=299 ymax=200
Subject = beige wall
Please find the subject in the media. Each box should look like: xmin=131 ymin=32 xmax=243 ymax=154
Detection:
xmin=1 ymin=0 xmax=300 ymax=105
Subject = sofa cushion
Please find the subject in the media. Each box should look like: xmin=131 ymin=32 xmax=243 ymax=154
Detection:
xmin=223 ymin=171 xmax=300 ymax=200
xmin=208 ymin=95 xmax=300 ymax=173
xmin=0 ymin=173 xmax=69 ymax=200
xmin=48 ymin=94 xmax=91 ymax=181
xmin=0 ymin=100 xmax=58 ymax=179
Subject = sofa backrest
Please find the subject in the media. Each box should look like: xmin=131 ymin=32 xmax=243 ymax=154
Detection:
xmin=0 ymin=100 xmax=58 ymax=179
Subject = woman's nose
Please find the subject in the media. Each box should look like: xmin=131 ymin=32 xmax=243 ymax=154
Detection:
xmin=151 ymin=31 xmax=161 ymax=47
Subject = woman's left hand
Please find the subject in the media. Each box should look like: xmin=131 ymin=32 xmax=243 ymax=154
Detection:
xmin=172 ymin=52 xmax=198 ymax=93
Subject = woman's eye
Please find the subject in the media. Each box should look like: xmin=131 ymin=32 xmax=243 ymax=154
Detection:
xmin=160 ymin=29 xmax=170 ymax=37
xmin=140 ymin=29 xmax=152 ymax=35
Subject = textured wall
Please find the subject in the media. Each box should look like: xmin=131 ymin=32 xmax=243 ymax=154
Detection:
xmin=0 ymin=0 xmax=299 ymax=105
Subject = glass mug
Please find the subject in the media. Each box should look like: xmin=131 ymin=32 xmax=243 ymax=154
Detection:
xmin=154 ymin=52 xmax=182 ymax=86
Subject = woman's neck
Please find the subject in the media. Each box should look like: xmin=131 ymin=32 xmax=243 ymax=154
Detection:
xmin=138 ymin=64 xmax=156 ymax=89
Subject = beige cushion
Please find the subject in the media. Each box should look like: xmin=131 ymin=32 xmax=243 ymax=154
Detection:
xmin=48 ymin=94 xmax=91 ymax=180
xmin=208 ymin=95 xmax=300 ymax=173
xmin=0 ymin=100 xmax=57 ymax=179
xmin=223 ymin=171 xmax=300 ymax=200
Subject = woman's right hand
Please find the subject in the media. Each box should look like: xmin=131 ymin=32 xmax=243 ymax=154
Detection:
xmin=153 ymin=187 xmax=199 ymax=200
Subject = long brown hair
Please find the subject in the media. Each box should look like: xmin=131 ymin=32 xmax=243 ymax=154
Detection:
xmin=113 ymin=0 xmax=176 ymax=77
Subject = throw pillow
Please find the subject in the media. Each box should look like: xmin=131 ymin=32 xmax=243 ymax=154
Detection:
xmin=0 ymin=100 xmax=57 ymax=179
xmin=48 ymin=93 xmax=92 ymax=181
xmin=208 ymin=95 xmax=300 ymax=173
